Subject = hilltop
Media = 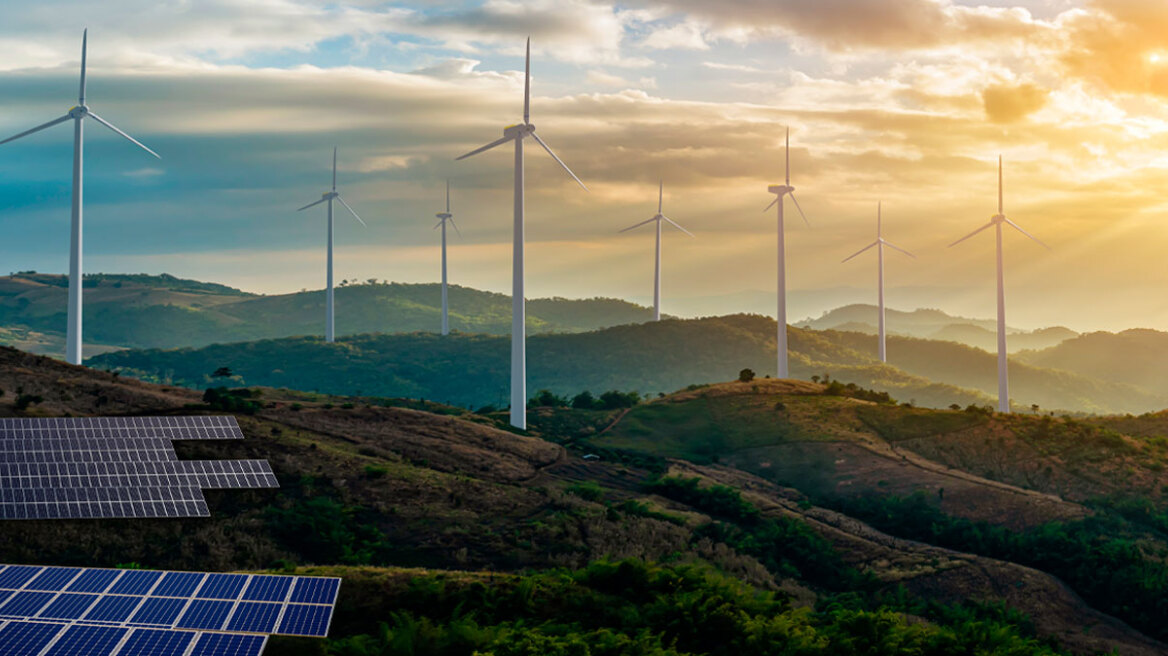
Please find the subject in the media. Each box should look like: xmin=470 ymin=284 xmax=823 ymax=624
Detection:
xmin=2 ymin=347 xmax=1167 ymax=654
xmin=799 ymin=304 xmax=1078 ymax=352
xmin=0 ymin=272 xmax=656 ymax=354
xmin=92 ymin=314 xmax=1166 ymax=414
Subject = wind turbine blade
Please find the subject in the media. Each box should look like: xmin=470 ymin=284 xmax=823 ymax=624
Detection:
xmin=877 ymin=201 xmax=882 ymax=238
xmin=337 ymin=195 xmax=366 ymax=227
xmin=998 ymin=155 xmax=1003 ymax=215
xmin=332 ymin=147 xmax=337 ymax=191
xmin=0 ymin=114 xmax=71 ymax=147
xmin=79 ymin=29 xmax=88 ymax=104
xmin=448 ymin=217 xmax=463 ymax=238
xmin=531 ymin=132 xmax=588 ymax=191
xmin=790 ymin=193 xmax=809 ymax=226
xmin=297 ymin=198 xmax=327 ymax=211
xmin=882 ymin=240 xmax=916 ymax=258
xmin=87 ymin=112 xmax=160 ymax=159
xmin=762 ymin=198 xmax=778 ymax=213
xmin=434 ymin=219 xmax=444 ymax=230
xmin=619 ymin=216 xmax=658 ymax=233
xmin=1004 ymin=219 xmax=1051 ymax=250
xmin=948 ymin=220 xmax=994 ymax=247
xmin=841 ymin=241 xmax=878 ymax=263
xmin=785 ymin=126 xmax=790 ymax=186
xmin=455 ymin=135 xmax=512 ymax=160
xmin=658 ymin=180 xmax=663 ymax=214
xmin=523 ymin=37 xmax=531 ymax=124
xmin=445 ymin=179 xmax=451 ymax=213
xmin=661 ymin=215 xmax=694 ymax=237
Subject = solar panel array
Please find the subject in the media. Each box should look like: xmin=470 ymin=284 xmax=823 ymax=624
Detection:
xmin=0 ymin=417 xmax=279 ymax=520
xmin=0 ymin=564 xmax=342 ymax=655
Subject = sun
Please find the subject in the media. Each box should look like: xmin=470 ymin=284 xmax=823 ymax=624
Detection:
xmin=1150 ymin=52 xmax=1165 ymax=65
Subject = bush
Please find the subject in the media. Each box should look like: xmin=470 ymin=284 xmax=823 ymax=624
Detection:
xmin=738 ymin=368 xmax=755 ymax=383
xmin=14 ymin=394 xmax=44 ymax=411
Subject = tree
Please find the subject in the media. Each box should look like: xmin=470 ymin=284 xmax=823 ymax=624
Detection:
xmin=738 ymin=368 xmax=755 ymax=383
xmin=211 ymin=367 xmax=234 ymax=378
xmin=1031 ymin=404 xmax=1040 ymax=414
xmin=571 ymin=391 xmax=597 ymax=410
xmin=949 ymin=403 xmax=961 ymax=411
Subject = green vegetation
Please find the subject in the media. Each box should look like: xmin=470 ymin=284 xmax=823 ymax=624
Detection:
xmin=318 ymin=560 xmax=1069 ymax=656
xmin=829 ymin=491 xmax=1168 ymax=642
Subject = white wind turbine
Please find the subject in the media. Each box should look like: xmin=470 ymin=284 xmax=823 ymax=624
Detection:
xmin=949 ymin=156 xmax=1049 ymax=413
xmin=620 ymin=181 xmax=692 ymax=321
xmin=456 ymin=38 xmax=588 ymax=430
xmin=434 ymin=180 xmax=461 ymax=335
xmin=842 ymin=202 xmax=915 ymax=363
xmin=0 ymin=29 xmax=160 ymax=365
xmin=297 ymin=147 xmax=366 ymax=343
xmin=763 ymin=127 xmax=808 ymax=379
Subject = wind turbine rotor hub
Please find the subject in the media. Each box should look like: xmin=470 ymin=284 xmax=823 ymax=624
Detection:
xmin=768 ymin=185 xmax=794 ymax=195
xmin=992 ymin=214 xmax=1005 ymax=223
xmin=68 ymin=105 xmax=89 ymax=119
xmin=503 ymin=123 xmax=534 ymax=139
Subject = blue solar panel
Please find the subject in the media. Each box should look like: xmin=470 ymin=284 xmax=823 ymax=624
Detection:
xmin=130 ymin=596 xmax=187 ymax=626
xmin=176 ymin=599 xmax=232 ymax=631
xmin=25 ymin=567 xmax=81 ymax=592
xmin=197 ymin=574 xmax=247 ymax=600
xmin=119 ymin=627 xmax=196 ymax=656
xmin=289 ymin=577 xmax=341 ymax=605
xmin=0 ymin=565 xmax=42 ymax=589
xmin=83 ymin=594 xmax=142 ymax=622
xmin=0 ymin=591 xmax=11 ymax=606
xmin=65 ymin=569 xmax=121 ymax=594
xmin=0 ymin=591 xmax=55 ymax=617
xmin=278 ymin=603 xmax=333 ymax=637
xmin=154 ymin=572 xmax=205 ymax=598
xmin=225 ymin=602 xmax=281 ymax=634
xmin=24 ymin=569 xmax=76 ymax=593
xmin=188 ymin=632 xmax=266 ymax=656
xmin=108 ymin=569 xmax=162 ymax=595
xmin=43 ymin=624 xmax=127 ymax=656
xmin=38 ymin=593 xmax=98 ymax=620
xmin=241 ymin=575 xmax=292 ymax=602
xmin=0 ymin=620 xmax=64 ymax=654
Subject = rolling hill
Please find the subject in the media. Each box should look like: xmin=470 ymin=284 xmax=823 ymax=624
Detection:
xmin=0 ymin=272 xmax=657 ymax=355
xmin=90 ymin=314 xmax=1167 ymax=414
xmin=2 ymin=347 xmax=1167 ymax=654
xmin=799 ymin=304 xmax=1078 ymax=352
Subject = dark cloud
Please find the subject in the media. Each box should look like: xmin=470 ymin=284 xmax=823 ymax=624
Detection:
xmin=982 ymin=83 xmax=1048 ymax=123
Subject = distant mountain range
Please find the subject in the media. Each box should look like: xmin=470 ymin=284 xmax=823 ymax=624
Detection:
xmin=0 ymin=272 xmax=656 ymax=355
xmin=91 ymin=314 xmax=1167 ymax=415
xmin=797 ymin=304 xmax=1078 ymax=352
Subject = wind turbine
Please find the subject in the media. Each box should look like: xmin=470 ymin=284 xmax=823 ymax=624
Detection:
xmin=842 ymin=202 xmax=914 ymax=363
xmin=949 ymin=156 xmax=1049 ymax=413
xmin=456 ymin=38 xmax=588 ymax=430
xmin=620 ymin=181 xmax=692 ymax=321
xmin=434 ymin=180 xmax=461 ymax=335
xmin=0 ymin=29 xmax=160 ymax=365
xmin=763 ymin=127 xmax=808 ymax=379
xmin=297 ymin=147 xmax=366 ymax=343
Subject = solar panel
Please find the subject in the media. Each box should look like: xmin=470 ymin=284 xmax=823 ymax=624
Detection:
xmin=0 ymin=416 xmax=277 ymax=520
xmin=0 ymin=622 xmax=270 ymax=656
xmin=0 ymin=564 xmax=341 ymax=640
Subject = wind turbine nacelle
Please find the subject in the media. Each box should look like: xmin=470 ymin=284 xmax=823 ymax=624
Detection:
xmin=991 ymin=213 xmax=1005 ymax=223
xmin=436 ymin=213 xmax=452 ymax=219
xmin=68 ymin=105 xmax=89 ymax=119
xmin=504 ymin=123 xmax=534 ymax=139
xmin=322 ymin=191 xmax=337 ymax=200
xmin=768 ymin=185 xmax=794 ymax=195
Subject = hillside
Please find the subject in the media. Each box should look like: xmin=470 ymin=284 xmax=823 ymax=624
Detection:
xmin=800 ymin=304 xmax=1077 ymax=352
xmin=91 ymin=314 xmax=1167 ymax=414
xmin=0 ymin=273 xmax=657 ymax=355
xmin=1017 ymin=328 xmax=1168 ymax=396
xmin=1 ymin=348 xmax=1167 ymax=654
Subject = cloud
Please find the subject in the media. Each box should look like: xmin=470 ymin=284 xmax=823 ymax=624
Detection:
xmin=982 ymin=82 xmax=1050 ymax=122
xmin=585 ymin=70 xmax=657 ymax=89
xmin=1059 ymin=0 xmax=1168 ymax=97
xmin=640 ymin=20 xmax=710 ymax=50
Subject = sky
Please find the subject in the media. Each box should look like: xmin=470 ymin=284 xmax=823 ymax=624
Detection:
xmin=1 ymin=0 xmax=1167 ymax=332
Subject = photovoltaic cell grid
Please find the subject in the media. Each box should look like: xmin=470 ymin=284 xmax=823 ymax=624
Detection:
xmin=0 ymin=417 xmax=278 ymax=520
xmin=0 ymin=564 xmax=342 ymax=655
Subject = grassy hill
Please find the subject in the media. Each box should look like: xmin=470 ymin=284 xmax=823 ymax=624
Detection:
xmin=2 ymin=347 xmax=1167 ymax=654
xmin=800 ymin=304 xmax=1078 ymax=352
xmin=0 ymin=273 xmax=657 ymax=354
xmin=1017 ymin=328 xmax=1168 ymax=395
xmin=90 ymin=314 xmax=1167 ymax=414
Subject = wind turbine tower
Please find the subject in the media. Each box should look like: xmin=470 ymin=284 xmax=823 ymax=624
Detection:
xmin=620 ymin=181 xmax=692 ymax=321
xmin=0 ymin=29 xmax=160 ymax=365
xmin=949 ymin=157 xmax=1049 ymax=413
xmin=297 ymin=147 xmax=366 ymax=343
xmin=434 ymin=180 xmax=461 ymax=335
xmin=841 ymin=202 xmax=915 ymax=362
xmin=763 ymin=128 xmax=808 ymax=378
xmin=456 ymin=38 xmax=588 ymax=430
